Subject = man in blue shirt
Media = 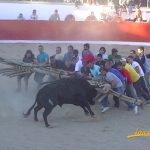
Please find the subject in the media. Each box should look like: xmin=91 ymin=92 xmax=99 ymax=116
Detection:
xmin=34 ymin=45 xmax=49 ymax=87
xmin=86 ymin=60 xmax=100 ymax=80
xmin=105 ymin=61 xmax=125 ymax=84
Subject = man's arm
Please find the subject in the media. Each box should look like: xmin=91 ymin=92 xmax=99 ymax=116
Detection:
xmin=146 ymin=54 xmax=150 ymax=58
xmin=135 ymin=66 xmax=140 ymax=74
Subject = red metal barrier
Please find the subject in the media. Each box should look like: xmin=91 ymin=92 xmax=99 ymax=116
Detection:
xmin=0 ymin=20 xmax=149 ymax=42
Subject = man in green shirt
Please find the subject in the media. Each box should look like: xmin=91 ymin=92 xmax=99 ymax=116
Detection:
xmin=108 ymin=48 xmax=122 ymax=65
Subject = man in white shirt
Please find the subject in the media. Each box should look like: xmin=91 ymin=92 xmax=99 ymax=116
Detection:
xmin=30 ymin=9 xmax=38 ymax=20
xmin=52 ymin=46 xmax=62 ymax=61
xmin=72 ymin=49 xmax=83 ymax=73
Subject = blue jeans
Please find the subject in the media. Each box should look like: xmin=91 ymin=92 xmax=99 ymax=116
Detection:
xmin=113 ymin=85 xmax=124 ymax=108
xmin=101 ymin=95 xmax=109 ymax=107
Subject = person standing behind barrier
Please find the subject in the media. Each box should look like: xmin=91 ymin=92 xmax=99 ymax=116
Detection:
xmin=137 ymin=47 xmax=150 ymax=89
xmin=108 ymin=48 xmax=122 ymax=65
xmin=34 ymin=45 xmax=49 ymax=87
xmin=17 ymin=50 xmax=35 ymax=92
xmin=112 ymin=0 xmax=120 ymax=15
xmin=49 ymin=9 xmax=60 ymax=21
xmin=119 ymin=0 xmax=133 ymax=20
xmin=134 ymin=5 xmax=142 ymax=22
xmin=85 ymin=12 xmax=97 ymax=21
xmin=82 ymin=43 xmax=94 ymax=61
xmin=17 ymin=13 xmax=25 ymax=20
xmin=51 ymin=46 xmax=62 ymax=61
xmin=98 ymin=47 xmax=108 ymax=60
xmin=72 ymin=49 xmax=83 ymax=73
xmin=63 ymin=45 xmax=75 ymax=71
xmin=86 ymin=60 xmax=100 ymax=80
xmin=30 ymin=9 xmax=38 ymax=20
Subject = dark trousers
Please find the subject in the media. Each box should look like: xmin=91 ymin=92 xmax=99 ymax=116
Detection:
xmin=140 ymin=76 xmax=150 ymax=94
xmin=133 ymin=78 xmax=150 ymax=100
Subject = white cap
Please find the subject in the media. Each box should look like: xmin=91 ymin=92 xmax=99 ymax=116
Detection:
xmin=120 ymin=58 xmax=126 ymax=62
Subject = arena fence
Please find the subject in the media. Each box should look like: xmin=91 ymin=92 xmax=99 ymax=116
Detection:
xmin=0 ymin=20 xmax=150 ymax=45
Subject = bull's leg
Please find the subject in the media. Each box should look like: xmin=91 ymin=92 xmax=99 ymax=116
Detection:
xmin=84 ymin=102 xmax=95 ymax=117
xmin=43 ymin=105 xmax=54 ymax=127
xmin=80 ymin=105 xmax=89 ymax=116
xmin=34 ymin=105 xmax=43 ymax=121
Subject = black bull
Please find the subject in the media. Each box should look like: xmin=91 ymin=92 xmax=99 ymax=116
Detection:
xmin=24 ymin=77 xmax=98 ymax=127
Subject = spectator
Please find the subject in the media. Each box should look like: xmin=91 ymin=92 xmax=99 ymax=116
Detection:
xmin=72 ymin=49 xmax=83 ymax=73
xmin=95 ymin=54 xmax=103 ymax=67
xmin=137 ymin=47 xmax=150 ymax=89
xmin=81 ymin=61 xmax=91 ymax=79
xmin=50 ymin=55 xmax=63 ymax=69
xmin=63 ymin=45 xmax=74 ymax=71
xmin=85 ymin=11 xmax=97 ymax=21
xmin=86 ymin=60 xmax=100 ymax=80
xmin=112 ymin=0 xmax=120 ymax=15
xmin=134 ymin=5 xmax=142 ymax=22
xmin=34 ymin=45 xmax=49 ymax=87
xmin=17 ymin=50 xmax=35 ymax=92
xmin=119 ymin=0 xmax=133 ymax=20
xmin=75 ymin=0 xmax=80 ymax=8
xmin=30 ymin=9 xmax=38 ymax=20
xmin=64 ymin=14 xmax=75 ymax=22
xmin=63 ymin=45 xmax=74 ymax=63
xmin=49 ymin=9 xmax=60 ymax=21
xmin=52 ymin=46 xmax=62 ymax=61
xmin=112 ymin=13 xmax=124 ymax=22
xmin=17 ymin=13 xmax=25 ymax=20
xmin=108 ymin=48 xmax=122 ymax=65
xmin=48 ymin=56 xmax=63 ymax=82
xmin=98 ymin=47 xmax=108 ymax=60
xmin=82 ymin=43 xmax=94 ymax=61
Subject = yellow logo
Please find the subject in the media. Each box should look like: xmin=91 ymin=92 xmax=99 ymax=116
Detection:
xmin=127 ymin=129 xmax=150 ymax=138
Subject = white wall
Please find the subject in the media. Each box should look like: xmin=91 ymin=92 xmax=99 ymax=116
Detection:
xmin=0 ymin=3 xmax=105 ymax=21
xmin=0 ymin=2 xmax=149 ymax=20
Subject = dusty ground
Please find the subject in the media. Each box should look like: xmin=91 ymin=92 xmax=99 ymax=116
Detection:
xmin=0 ymin=43 xmax=150 ymax=150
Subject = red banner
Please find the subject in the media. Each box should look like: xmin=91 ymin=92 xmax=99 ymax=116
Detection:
xmin=0 ymin=20 xmax=149 ymax=42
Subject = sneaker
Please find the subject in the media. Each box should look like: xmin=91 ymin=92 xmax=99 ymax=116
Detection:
xmin=101 ymin=107 xmax=110 ymax=113
xmin=133 ymin=106 xmax=139 ymax=115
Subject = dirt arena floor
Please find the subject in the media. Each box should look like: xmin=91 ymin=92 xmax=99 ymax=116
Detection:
xmin=0 ymin=43 xmax=150 ymax=150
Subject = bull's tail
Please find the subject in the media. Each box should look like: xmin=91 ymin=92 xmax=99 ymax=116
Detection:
xmin=23 ymin=99 xmax=37 ymax=118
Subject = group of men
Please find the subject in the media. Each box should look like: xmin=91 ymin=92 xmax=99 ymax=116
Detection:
xmin=47 ymin=43 xmax=150 ymax=114
xmin=18 ymin=43 xmax=150 ymax=115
